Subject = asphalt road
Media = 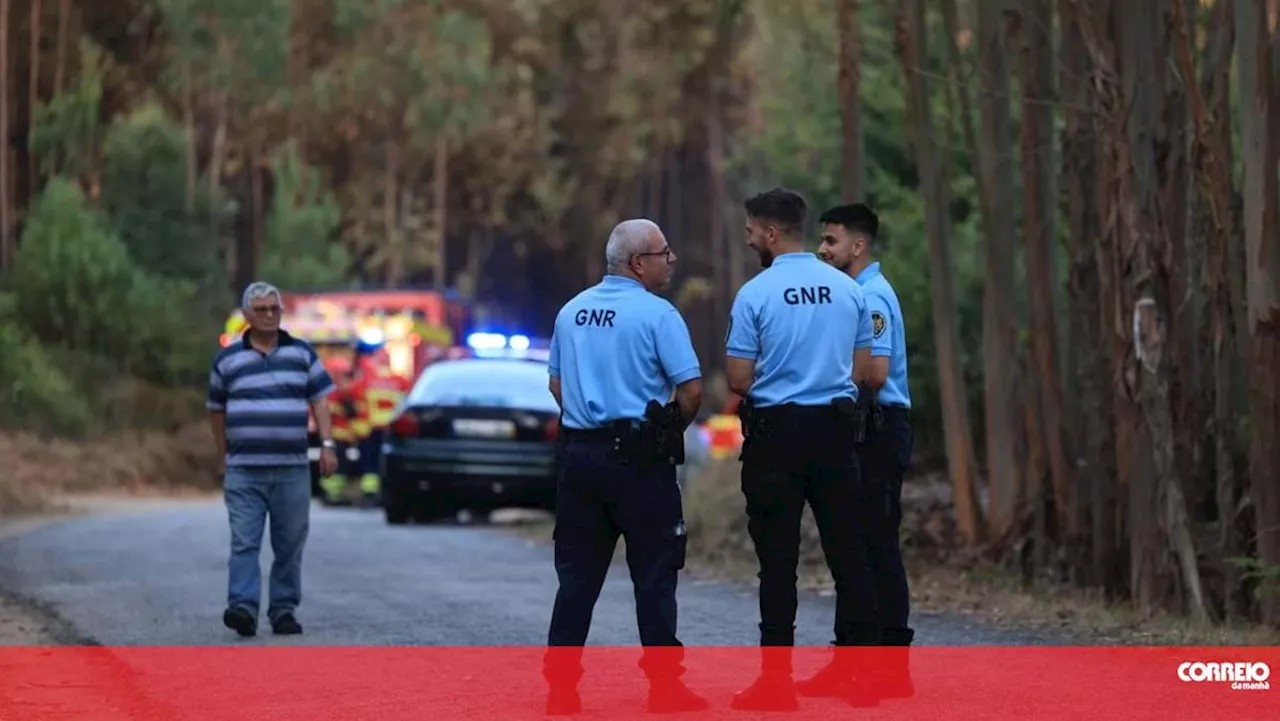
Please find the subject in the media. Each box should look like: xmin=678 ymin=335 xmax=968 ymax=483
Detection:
xmin=0 ymin=499 xmax=1063 ymax=646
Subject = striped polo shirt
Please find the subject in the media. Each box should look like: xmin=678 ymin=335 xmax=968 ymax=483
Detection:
xmin=206 ymin=330 xmax=336 ymax=467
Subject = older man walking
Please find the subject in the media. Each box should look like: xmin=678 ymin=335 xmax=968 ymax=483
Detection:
xmin=208 ymin=281 xmax=338 ymax=637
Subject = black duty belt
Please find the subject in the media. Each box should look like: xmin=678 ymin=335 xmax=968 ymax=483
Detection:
xmin=562 ymin=425 xmax=632 ymax=442
xmin=752 ymin=403 xmax=842 ymax=420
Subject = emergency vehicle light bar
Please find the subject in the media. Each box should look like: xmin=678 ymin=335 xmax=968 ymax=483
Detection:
xmin=465 ymin=331 xmax=529 ymax=351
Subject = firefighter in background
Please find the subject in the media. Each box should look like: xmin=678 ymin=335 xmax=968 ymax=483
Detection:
xmin=319 ymin=356 xmax=358 ymax=504
xmin=349 ymin=334 xmax=411 ymax=505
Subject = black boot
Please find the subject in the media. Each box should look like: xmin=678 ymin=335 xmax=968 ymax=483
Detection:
xmin=543 ymin=647 xmax=583 ymax=716
xmin=876 ymin=645 xmax=915 ymax=700
xmin=641 ymin=647 xmax=709 ymax=714
xmin=730 ymin=647 xmax=799 ymax=712
xmin=794 ymin=646 xmax=854 ymax=698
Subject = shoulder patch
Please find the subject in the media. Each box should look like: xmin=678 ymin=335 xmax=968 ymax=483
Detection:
xmin=871 ymin=310 xmax=887 ymax=339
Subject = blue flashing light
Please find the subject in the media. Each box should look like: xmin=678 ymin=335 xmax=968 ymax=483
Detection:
xmin=466 ymin=331 xmax=508 ymax=351
xmin=508 ymin=334 xmax=531 ymax=351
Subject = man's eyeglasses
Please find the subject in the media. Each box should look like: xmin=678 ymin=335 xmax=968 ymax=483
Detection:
xmin=635 ymin=247 xmax=673 ymax=262
xmin=252 ymin=305 xmax=281 ymax=316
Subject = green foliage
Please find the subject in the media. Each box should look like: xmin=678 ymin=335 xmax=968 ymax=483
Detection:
xmin=0 ymin=296 xmax=93 ymax=437
xmin=258 ymin=141 xmax=351 ymax=290
xmin=100 ymin=103 xmax=227 ymax=292
xmin=126 ymin=276 xmax=220 ymax=386
xmin=11 ymin=178 xmax=140 ymax=359
xmin=406 ymin=9 xmax=496 ymax=142
xmin=11 ymin=178 xmax=216 ymax=390
xmin=28 ymin=39 xmax=106 ymax=180
xmin=158 ymin=0 xmax=291 ymax=92
xmin=1230 ymin=557 xmax=1280 ymax=603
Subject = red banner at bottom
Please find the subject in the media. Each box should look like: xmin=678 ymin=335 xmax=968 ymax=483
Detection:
xmin=1 ymin=646 xmax=1276 ymax=720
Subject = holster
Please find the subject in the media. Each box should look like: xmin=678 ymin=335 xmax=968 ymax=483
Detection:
xmin=737 ymin=398 xmax=767 ymax=442
xmin=641 ymin=400 xmax=685 ymax=466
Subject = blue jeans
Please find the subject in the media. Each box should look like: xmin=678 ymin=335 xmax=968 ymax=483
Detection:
xmin=223 ymin=465 xmax=312 ymax=622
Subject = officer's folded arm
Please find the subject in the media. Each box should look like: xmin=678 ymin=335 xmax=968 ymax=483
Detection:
xmin=725 ymin=357 xmax=755 ymax=398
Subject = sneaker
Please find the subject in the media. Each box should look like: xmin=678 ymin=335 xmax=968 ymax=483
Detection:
xmin=223 ymin=606 xmax=257 ymax=638
xmin=271 ymin=613 xmax=303 ymax=635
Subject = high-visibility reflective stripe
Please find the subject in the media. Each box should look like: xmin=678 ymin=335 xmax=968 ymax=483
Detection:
xmin=365 ymin=388 xmax=404 ymax=426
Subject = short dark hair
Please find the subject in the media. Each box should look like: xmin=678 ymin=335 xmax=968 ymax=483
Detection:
xmin=744 ymin=188 xmax=807 ymax=235
xmin=818 ymin=203 xmax=879 ymax=240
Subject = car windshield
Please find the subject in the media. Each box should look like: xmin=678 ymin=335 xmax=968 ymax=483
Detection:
xmin=409 ymin=359 xmax=558 ymax=413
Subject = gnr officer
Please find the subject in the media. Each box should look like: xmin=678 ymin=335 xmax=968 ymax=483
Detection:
xmin=818 ymin=202 xmax=915 ymax=699
xmin=724 ymin=189 xmax=880 ymax=710
xmin=544 ymin=218 xmax=707 ymax=714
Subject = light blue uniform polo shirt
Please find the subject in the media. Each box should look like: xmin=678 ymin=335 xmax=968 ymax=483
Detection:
xmin=549 ymin=275 xmax=702 ymax=430
xmin=725 ymin=252 xmax=873 ymax=408
xmin=855 ymin=261 xmax=911 ymax=408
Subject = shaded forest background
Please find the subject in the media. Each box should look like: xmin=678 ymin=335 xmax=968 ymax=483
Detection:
xmin=0 ymin=0 xmax=1278 ymax=630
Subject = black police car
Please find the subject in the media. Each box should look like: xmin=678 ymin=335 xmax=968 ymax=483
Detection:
xmin=379 ymin=352 xmax=561 ymax=524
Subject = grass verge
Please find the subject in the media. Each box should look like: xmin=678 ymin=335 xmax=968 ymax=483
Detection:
xmin=507 ymin=459 xmax=1280 ymax=646
xmin=0 ymin=421 xmax=220 ymax=517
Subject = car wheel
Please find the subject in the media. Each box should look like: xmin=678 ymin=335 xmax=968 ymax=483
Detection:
xmin=384 ymin=500 xmax=411 ymax=525
xmin=414 ymin=495 xmax=453 ymax=524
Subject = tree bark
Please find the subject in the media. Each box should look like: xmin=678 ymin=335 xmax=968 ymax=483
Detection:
xmin=973 ymin=0 xmax=1021 ymax=541
xmin=706 ymin=89 xmax=727 ymax=372
xmin=1059 ymin=0 xmax=1116 ymax=591
xmin=182 ymin=57 xmax=196 ymax=211
xmin=1235 ymin=0 xmax=1280 ymax=626
xmin=433 ymin=132 xmax=448 ymax=290
xmin=0 ymin=0 xmax=11 ymax=271
xmin=52 ymin=0 xmax=66 ymax=96
xmin=1158 ymin=0 xmax=1203 ymax=522
xmin=1106 ymin=0 xmax=1207 ymax=620
xmin=28 ymin=0 xmax=41 ymax=195
xmin=1014 ymin=0 xmax=1072 ymax=546
xmin=250 ymin=138 xmax=264 ymax=276
xmin=939 ymin=0 xmax=984 ymax=218
xmin=210 ymin=83 xmax=229 ymax=280
xmin=896 ymin=0 xmax=985 ymax=545
xmin=1071 ymin=0 xmax=1138 ymax=603
xmin=1175 ymin=0 xmax=1243 ymax=621
xmin=384 ymin=134 xmax=402 ymax=286
xmin=836 ymin=0 xmax=863 ymax=201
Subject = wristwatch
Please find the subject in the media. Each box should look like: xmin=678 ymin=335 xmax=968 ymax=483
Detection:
xmin=321 ymin=439 xmax=337 ymax=450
